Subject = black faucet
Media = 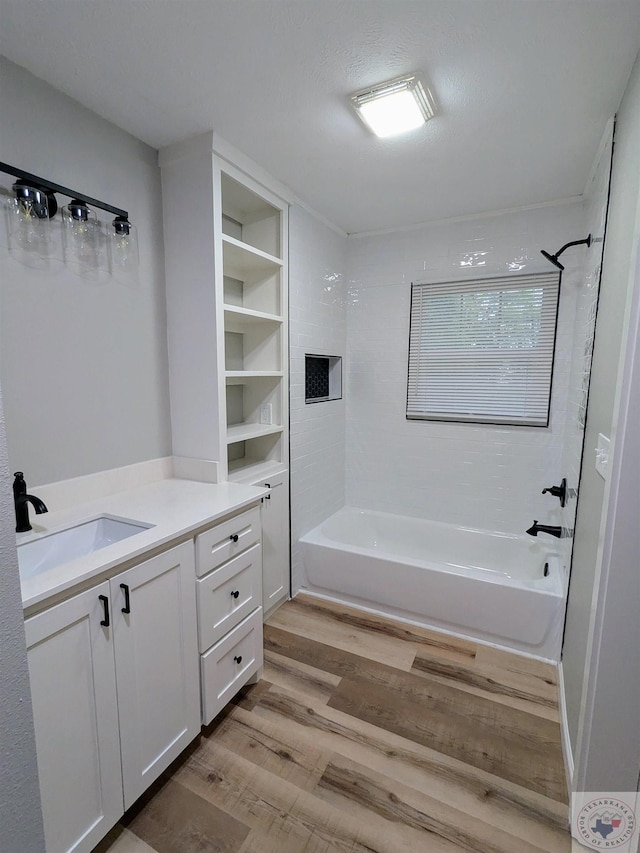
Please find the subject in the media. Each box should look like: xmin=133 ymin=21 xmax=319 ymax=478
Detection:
xmin=526 ymin=520 xmax=564 ymax=538
xmin=542 ymin=478 xmax=567 ymax=507
xmin=13 ymin=472 xmax=48 ymax=533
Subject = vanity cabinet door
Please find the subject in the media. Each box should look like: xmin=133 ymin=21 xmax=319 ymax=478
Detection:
xmin=25 ymin=582 xmax=122 ymax=853
xmin=111 ymin=541 xmax=200 ymax=809
xmin=258 ymin=473 xmax=289 ymax=615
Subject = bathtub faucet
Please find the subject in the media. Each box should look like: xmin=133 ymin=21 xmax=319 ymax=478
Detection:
xmin=526 ymin=520 xmax=565 ymax=538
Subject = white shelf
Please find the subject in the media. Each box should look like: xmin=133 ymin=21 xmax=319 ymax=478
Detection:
xmin=223 ymin=305 xmax=283 ymax=332
xmin=222 ymin=235 xmax=282 ymax=278
xmin=227 ymin=459 xmax=288 ymax=486
xmin=226 ymin=423 xmax=284 ymax=444
xmin=225 ymin=371 xmax=284 ymax=385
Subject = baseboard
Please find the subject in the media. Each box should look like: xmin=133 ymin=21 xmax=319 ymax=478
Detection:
xmin=558 ymin=661 xmax=575 ymax=794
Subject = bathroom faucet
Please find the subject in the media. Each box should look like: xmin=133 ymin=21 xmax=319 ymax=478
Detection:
xmin=526 ymin=520 xmax=565 ymax=539
xmin=13 ymin=472 xmax=48 ymax=533
xmin=542 ymin=478 xmax=567 ymax=507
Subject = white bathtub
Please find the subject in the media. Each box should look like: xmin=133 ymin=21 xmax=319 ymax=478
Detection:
xmin=300 ymin=507 xmax=565 ymax=660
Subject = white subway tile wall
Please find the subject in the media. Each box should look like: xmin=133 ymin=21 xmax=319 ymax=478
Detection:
xmin=289 ymin=205 xmax=347 ymax=592
xmin=558 ymin=127 xmax=613 ymax=578
xmin=345 ymin=202 xmax=587 ymax=543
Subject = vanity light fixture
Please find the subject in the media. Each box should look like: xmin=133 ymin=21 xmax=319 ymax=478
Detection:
xmin=0 ymin=162 xmax=138 ymax=275
xmin=351 ymin=74 xmax=435 ymax=138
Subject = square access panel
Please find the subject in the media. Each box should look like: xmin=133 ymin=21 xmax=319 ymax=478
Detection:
xmin=305 ymin=354 xmax=342 ymax=403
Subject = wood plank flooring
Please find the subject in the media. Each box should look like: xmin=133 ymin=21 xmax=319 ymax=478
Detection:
xmin=94 ymin=594 xmax=571 ymax=853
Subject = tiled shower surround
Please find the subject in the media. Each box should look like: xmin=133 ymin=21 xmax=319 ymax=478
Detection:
xmin=558 ymin=125 xmax=613 ymax=575
xmin=345 ymin=202 xmax=585 ymax=551
xmin=289 ymin=205 xmax=347 ymax=592
xmin=290 ymin=191 xmax=604 ymax=592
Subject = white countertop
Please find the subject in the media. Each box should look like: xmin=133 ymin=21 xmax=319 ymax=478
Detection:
xmin=20 ymin=478 xmax=265 ymax=613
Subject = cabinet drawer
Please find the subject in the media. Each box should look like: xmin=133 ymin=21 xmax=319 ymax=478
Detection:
xmin=196 ymin=506 xmax=261 ymax=578
xmin=200 ymin=608 xmax=263 ymax=725
xmin=197 ymin=543 xmax=262 ymax=652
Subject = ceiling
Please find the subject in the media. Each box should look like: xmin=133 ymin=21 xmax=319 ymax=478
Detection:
xmin=0 ymin=1 xmax=639 ymax=234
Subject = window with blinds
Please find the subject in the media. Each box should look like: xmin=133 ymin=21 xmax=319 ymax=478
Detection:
xmin=406 ymin=272 xmax=561 ymax=426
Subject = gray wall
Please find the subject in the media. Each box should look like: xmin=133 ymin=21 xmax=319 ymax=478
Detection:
xmin=0 ymin=387 xmax=45 ymax=852
xmin=563 ymin=49 xmax=640 ymax=777
xmin=0 ymin=57 xmax=171 ymax=486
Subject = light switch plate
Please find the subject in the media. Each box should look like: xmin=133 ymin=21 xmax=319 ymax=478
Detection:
xmin=595 ymin=433 xmax=610 ymax=479
xmin=260 ymin=404 xmax=272 ymax=425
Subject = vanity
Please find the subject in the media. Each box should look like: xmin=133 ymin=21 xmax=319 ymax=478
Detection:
xmin=20 ymin=477 xmax=265 ymax=853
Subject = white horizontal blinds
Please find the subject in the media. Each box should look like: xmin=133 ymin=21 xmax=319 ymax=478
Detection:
xmin=407 ymin=272 xmax=560 ymax=426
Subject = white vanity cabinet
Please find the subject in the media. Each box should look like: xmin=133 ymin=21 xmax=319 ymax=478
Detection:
xmin=25 ymin=582 xmax=122 ymax=853
xmin=111 ymin=543 xmax=200 ymax=808
xmin=257 ymin=472 xmax=289 ymax=614
xmin=195 ymin=506 xmax=264 ymax=724
xmin=25 ymin=541 xmax=200 ymax=853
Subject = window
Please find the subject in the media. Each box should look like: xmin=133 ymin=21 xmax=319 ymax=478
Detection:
xmin=406 ymin=272 xmax=561 ymax=426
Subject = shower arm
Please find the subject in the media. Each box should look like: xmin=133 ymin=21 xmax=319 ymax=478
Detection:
xmin=540 ymin=235 xmax=592 ymax=270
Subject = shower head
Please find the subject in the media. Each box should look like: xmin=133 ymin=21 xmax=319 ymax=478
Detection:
xmin=540 ymin=250 xmax=565 ymax=271
xmin=540 ymin=235 xmax=592 ymax=270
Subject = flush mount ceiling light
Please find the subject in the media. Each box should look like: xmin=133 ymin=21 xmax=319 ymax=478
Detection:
xmin=351 ymin=74 xmax=435 ymax=138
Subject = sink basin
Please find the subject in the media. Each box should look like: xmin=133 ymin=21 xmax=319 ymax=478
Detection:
xmin=18 ymin=515 xmax=154 ymax=581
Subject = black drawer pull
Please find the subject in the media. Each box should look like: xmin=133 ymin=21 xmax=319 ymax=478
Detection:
xmin=234 ymin=655 xmax=243 ymax=664
xmin=230 ymin=590 xmax=240 ymax=599
xmin=230 ymin=534 xmax=239 ymax=543
xmin=99 ymin=594 xmax=110 ymax=627
xmin=120 ymin=583 xmax=131 ymax=614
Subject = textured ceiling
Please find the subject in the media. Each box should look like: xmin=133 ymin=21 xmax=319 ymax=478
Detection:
xmin=0 ymin=1 xmax=639 ymax=233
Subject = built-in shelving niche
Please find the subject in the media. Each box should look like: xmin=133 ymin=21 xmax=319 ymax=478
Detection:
xmin=225 ymin=376 xmax=283 ymax=436
xmin=221 ymin=173 xmax=281 ymax=259
xmin=305 ymin=354 xmax=343 ymax=403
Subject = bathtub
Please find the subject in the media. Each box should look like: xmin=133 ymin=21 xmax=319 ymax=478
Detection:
xmin=300 ymin=507 xmax=565 ymax=660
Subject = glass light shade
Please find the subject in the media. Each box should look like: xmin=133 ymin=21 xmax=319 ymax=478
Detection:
xmin=108 ymin=217 xmax=139 ymax=276
xmin=6 ymin=184 xmax=62 ymax=270
xmin=62 ymin=200 xmax=107 ymax=279
xmin=352 ymin=75 xmax=435 ymax=138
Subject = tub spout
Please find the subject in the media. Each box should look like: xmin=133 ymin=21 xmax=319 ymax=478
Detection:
xmin=526 ymin=520 xmax=563 ymax=538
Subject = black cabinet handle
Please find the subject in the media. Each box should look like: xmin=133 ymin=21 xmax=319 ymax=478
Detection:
xmin=230 ymin=590 xmax=240 ymax=599
xmin=120 ymin=583 xmax=131 ymax=614
xmin=230 ymin=534 xmax=239 ymax=543
xmin=263 ymin=483 xmax=271 ymax=501
xmin=99 ymin=595 xmax=110 ymax=627
xmin=234 ymin=655 xmax=243 ymax=664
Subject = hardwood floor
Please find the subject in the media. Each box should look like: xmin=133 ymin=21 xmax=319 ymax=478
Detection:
xmin=95 ymin=594 xmax=571 ymax=853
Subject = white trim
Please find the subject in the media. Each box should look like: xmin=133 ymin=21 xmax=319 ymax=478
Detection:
xmin=348 ymin=196 xmax=584 ymax=239
xmin=158 ymin=131 xmax=294 ymax=204
xmin=292 ymin=196 xmax=348 ymax=238
xmin=583 ymin=117 xmax=616 ymax=199
xmin=574 ymin=225 xmax=640 ymax=792
xmin=557 ymin=661 xmax=574 ymax=794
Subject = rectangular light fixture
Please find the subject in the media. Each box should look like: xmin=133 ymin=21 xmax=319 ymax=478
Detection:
xmin=351 ymin=74 xmax=435 ymax=138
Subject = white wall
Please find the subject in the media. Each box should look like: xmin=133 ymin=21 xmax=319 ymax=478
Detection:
xmin=565 ymin=49 xmax=640 ymax=792
xmin=0 ymin=387 xmax=45 ymax=852
xmin=345 ymin=202 xmax=585 ymax=541
xmin=0 ymin=57 xmax=171 ymax=486
xmin=289 ymin=204 xmax=347 ymax=592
